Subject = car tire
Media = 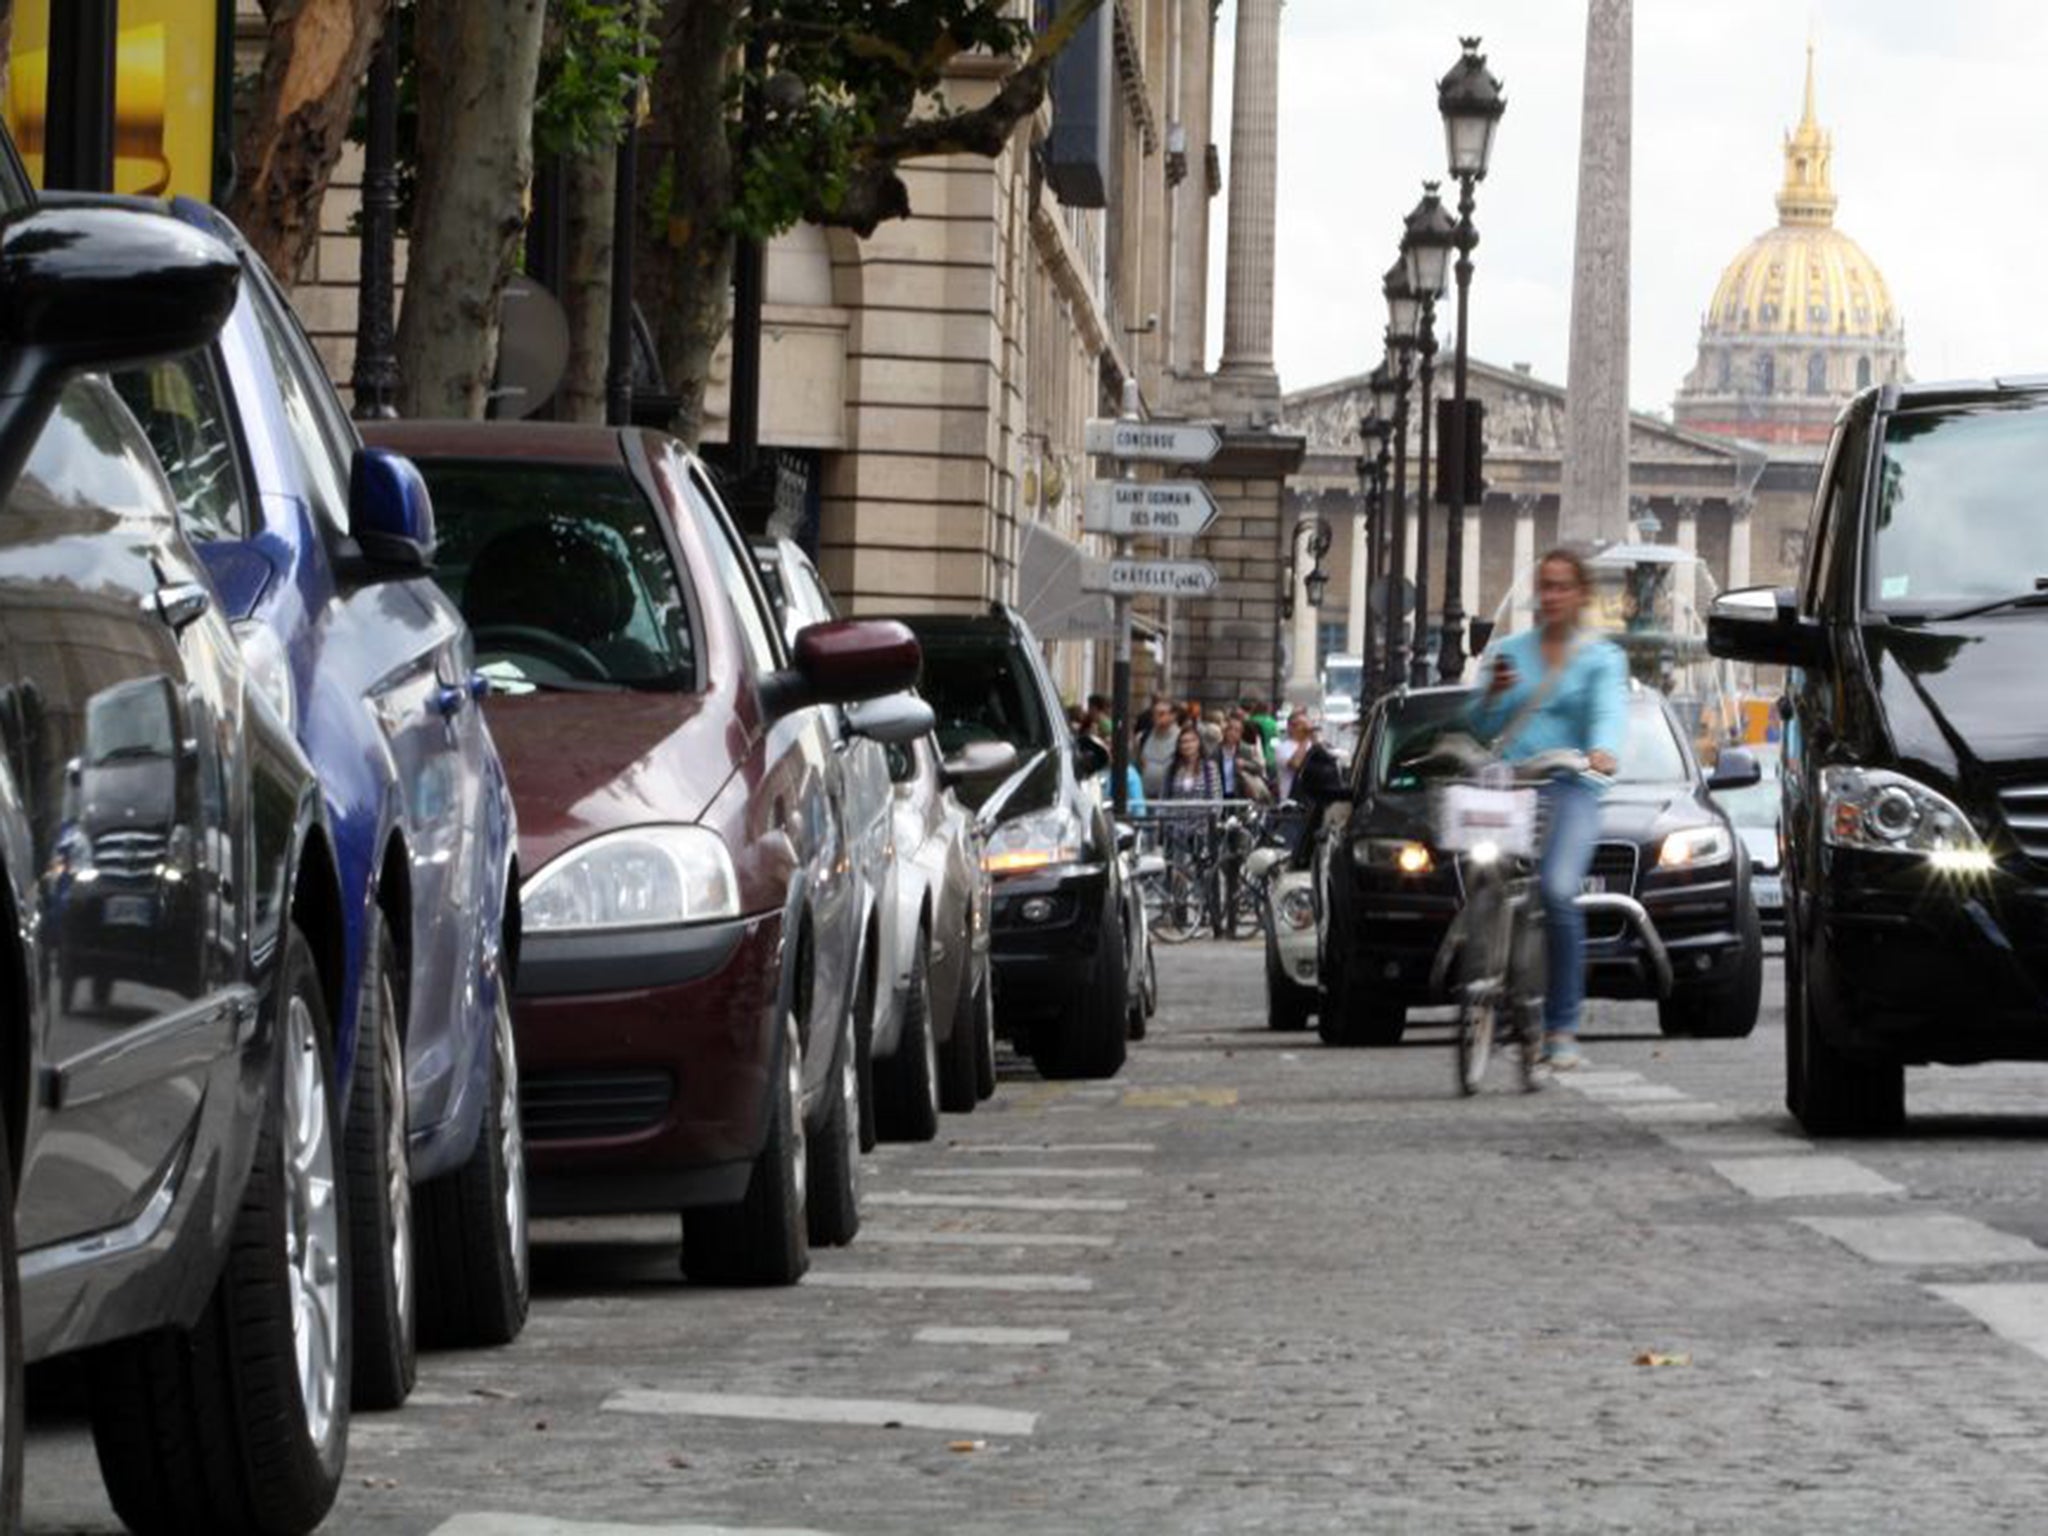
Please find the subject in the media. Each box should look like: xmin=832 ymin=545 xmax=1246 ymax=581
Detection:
xmin=415 ymin=973 xmax=530 ymax=1349
xmin=1317 ymin=931 xmax=1405 ymax=1046
xmin=971 ymin=973 xmax=998 ymax=1102
xmin=1033 ymin=898 xmax=1128 ymax=1080
xmin=1656 ymin=904 xmax=1763 ymax=1040
xmin=1788 ymin=924 xmax=1905 ymax=1136
xmin=883 ymin=938 xmax=947 ymax=1135
xmin=806 ymin=1011 xmax=863 ymax=1248
xmin=685 ymin=1008 xmax=810 ymax=1284
xmin=936 ymin=944 xmax=982 ymax=1117
xmin=1265 ymin=943 xmax=1313 ymax=1032
xmin=90 ymin=924 xmax=350 ymax=1536
xmin=345 ymin=914 xmax=414 ymax=1410
xmin=0 ymin=1091 xmax=24 ymax=1533
xmin=853 ymin=953 xmax=878 ymax=1154
xmin=1124 ymin=908 xmax=1150 ymax=1043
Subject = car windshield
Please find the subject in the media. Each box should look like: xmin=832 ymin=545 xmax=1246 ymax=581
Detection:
xmin=1374 ymin=692 xmax=1476 ymax=791
xmin=1614 ymin=701 xmax=1691 ymax=785
xmin=412 ymin=460 xmax=696 ymax=693
xmin=1871 ymin=403 xmax=2048 ymax=612
xmin=913 ymin=630 xmax=1056 ymax=811
xmin=1713 ymin=745 xmax=1782 ymax=827
xmin=1324 ymin=658 xmax=1362 ymax=699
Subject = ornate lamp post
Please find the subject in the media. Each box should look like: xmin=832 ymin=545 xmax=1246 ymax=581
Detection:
xmin=1402 ymin=184 xmax=1455 ymax=688
xmin=1355 ymin=398 xmax=1390 ymax=693
xmin=1382 ymin=261 xmax=1422 ymax=690
xmin=1281 ymin=516 xmax=1334 ymax=620
xmin=1435 ymin=36 xmax=1507 ymax=682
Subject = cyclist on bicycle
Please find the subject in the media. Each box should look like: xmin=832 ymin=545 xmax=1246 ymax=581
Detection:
xmin=1465 ymin=547 xmax=1628 ymax=1071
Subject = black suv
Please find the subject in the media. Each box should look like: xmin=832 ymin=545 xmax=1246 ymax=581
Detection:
xmin=1317 ymin=683 xmax=1763 ymax=1045
xmin=899 ymin=607 xmax=1128 ymax=1080
xmin=0 ymin=150 xmax=352 ymax=1530
xmin=1710 ymin=379 xmax=2048 ymax=1134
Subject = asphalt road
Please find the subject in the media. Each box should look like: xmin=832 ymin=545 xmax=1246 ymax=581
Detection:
xmin=27 ymin=940 xmax=2048 ymax=1534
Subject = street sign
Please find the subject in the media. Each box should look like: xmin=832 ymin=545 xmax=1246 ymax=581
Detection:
xmin=1085 ymin=558 xmax=1221 ymax=598
xmin=1081 ymin=480 xmax=1220 ymax=539
xmin=1083 ymin=418 xmax=1223 ymax=464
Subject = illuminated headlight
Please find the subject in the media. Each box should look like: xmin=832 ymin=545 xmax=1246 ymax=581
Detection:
xmin=1821 ymin=767 xmax=1990 ymax=864
xmin=1278 ymin=886 xmax=1316 ymax=931
xmin=234 ymin=620 xmax=295 ymax=735
xmin=524 ymin=825 xmax=739 ymax=933
xmin=1468 ymin=841 xmax=1501 ymax=867
xmin=1358 ymin=838 xmax=1435 ymax=875
xmin=1657 ymin=825 xmax=1733 ymax=870
xmin=982 ymin=808 xmax=1086 ymax=878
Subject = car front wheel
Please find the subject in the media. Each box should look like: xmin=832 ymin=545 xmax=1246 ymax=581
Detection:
xmin=345 ymin=913 xmax=414 ymax=1410
xmin=1788 ymin=924 xmax=1904 ymax=1136
xmin=683 ymin=1010 xmax=810 ymax=1285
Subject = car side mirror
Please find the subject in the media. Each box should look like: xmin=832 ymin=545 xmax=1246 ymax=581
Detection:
xmin=1708 ymin=746 xmax=1762 ymax=793
xmin=1707 ymin=586 xmax=1826 ymax=669
xmin=845 ymin=692 xmax=935 ymax=746
xmin=1071 ymin=735 xmax=1111 ymax=779
xmin=350 ymin=447 xmax=437 ymax=571
xmin=941 ymin=740 xmax=1019 ymax=787
xmin=760 ymin=619 xmax=922 ymax=721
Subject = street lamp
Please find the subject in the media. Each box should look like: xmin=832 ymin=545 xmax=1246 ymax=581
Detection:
xmin=1382 ymin=263 xmax=1421 ymax=690
xmin=1435 ymin=35 xmax=1506 ymax=684
xmin=1281 ymin=515 xmax=1334 ymax=621
xmin=1402 ymin=186 xmax=1454 ymax=689
xmin=1363 ymin=365 xmax=1399 ymax=688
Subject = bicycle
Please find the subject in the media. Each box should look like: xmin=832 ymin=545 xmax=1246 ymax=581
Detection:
xmin=1130 ymin=800 xmax=1266 ymax=943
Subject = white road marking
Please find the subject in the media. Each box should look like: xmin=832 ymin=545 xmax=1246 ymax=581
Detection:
xmin=915 ymin=1325 xmax=1072 ymax=1346
xmin=858 ymin=1227 xmax=1114 ymax=1249
xmin=1659 ymin=1134 xmax=1815 ymax=1155
xmin=1928 ymin=1285 xmax=2048 ymax=1366
xmin=1574 ymin=1083 xmax=1689 ymax=1102
xmin=434 ymin=1519 xmax=839 ymax=1536
xmin=913 ymin=1165 xmax=1147 ymax=1179
xmin=1615 ymin=1101 xmax=1743 ymax=1124
xmin=866 ymin=1191 xmax=1129 ymax=1213
xmin=950 ymin=1142 xmax=1158 ymax=1155
xmin=602 ymin=1389 xmax=1038 ymax=1438
xmin=1797 ymin=1215 xmax=2047 ymax=1267
xmin=1711 ymin=1156 xmax=1903 ymax=1200
xmin=806 ymin=1269 xmax=1094 ymax=1294
xmin=1564 ymin=1071 xmax=1645 ymax=1090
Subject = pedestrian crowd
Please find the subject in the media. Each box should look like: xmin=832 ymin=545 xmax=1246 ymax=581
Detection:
xmin=1065 ymin=693 xmax=1344 ymax=815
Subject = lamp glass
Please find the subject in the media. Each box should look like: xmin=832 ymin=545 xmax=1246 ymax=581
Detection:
xmin=1386 ymin=290 xmax=1421 ymax=344
xmin=1304 ymin=570 xmax=1330 ymax=608
xmin=1404 ymin=236 xmax=1452 ymax=300
xmin=1443 ymin=111 xmax=1498 ymax=179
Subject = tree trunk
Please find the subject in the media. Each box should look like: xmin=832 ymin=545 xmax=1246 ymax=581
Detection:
xmin=636 ymin=0 xmax=739 ymax=448
xmin=226 ymin=0 xmax=391 ymax=286
xmin=556 ymin=145 xmax=617 ymax=425
xmin=394 ymin=0 xmax=548 ymax=419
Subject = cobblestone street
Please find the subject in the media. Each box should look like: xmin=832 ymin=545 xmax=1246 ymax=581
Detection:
xmin=30 ymin=940 xmax=2048 ymax=1534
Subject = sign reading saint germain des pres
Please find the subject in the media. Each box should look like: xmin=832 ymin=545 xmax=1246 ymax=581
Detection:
xmin=1081 ymin=481 xmax=1220 ymax=539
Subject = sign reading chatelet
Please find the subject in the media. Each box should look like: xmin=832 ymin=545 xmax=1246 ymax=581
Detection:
xmin=1083 ymin=418 xmax=1223 ymax=464
xmin=1086 ymin=558 xmax=1221 ymax=598
xmin=1081 ymin=481 xmax=1220 ymax=539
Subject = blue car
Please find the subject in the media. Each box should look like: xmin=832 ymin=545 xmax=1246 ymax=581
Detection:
xmin=95 ymin=195 xmax=529 ymax=1410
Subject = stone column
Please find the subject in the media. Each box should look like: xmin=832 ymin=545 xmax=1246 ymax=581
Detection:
xmin=1559 ymin=0 xmax=1632 ymax=546
xmin=1509 ymin=494 xmax=1538 ymax=633
xmin=1172 ymin=0 xmax=1215 ymax=375
xmin=1346 ymin=507 xmax=1368 ymax=657
xmin=1217 ymin=0 xmax=1281 ymax=403
xmin=1729 ymin=497 xmax=1753 ymax=591
xmin=1459 ymin=504 xmax=1482 ymax=666
xmin=1290 ymin=558 xmax=1318 ymax=696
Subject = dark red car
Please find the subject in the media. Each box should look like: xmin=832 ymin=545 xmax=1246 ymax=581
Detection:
xmin=364 ymin=422 xmax=918 ymax=1285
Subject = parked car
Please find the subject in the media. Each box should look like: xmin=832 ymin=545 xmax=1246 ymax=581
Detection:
xmin=1316 ymin=682 xmax=1764 ymax=1046
xmin=899 ymin=607 xmax=1129 ymax=1080
xmin=84 ymin=194 xmax=527 ymax=1411
xmin=1709 ymin=378 xmax=2048 ymax=1134
xmin=750 ymin=537 xmax=943 ymax=1143
xmin=1712 ymin=739 xmax=1784 ymax=936
xmin=0 ymin=187 xmax=353 ymax=1531
xmin=365 ymin=421 xmax=918 ymax=1284
xmin=1252 ymin=852 xmax=1318 ymax=1031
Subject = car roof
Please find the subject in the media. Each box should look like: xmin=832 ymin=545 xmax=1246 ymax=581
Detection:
xmin=361 ymin=419 xmax=647 ymax=466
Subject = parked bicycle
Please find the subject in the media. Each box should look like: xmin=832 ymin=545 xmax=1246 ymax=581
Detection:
xmin=1130 ymin=800 xmax=1277 ymax=944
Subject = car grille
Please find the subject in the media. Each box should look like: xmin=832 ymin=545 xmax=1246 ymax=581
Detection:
xmin=1585 ymin=843 xmax=1640 ymax=941
xmin=91 ymin=830 xmax=168 ymax=876
xmin=521 ymin=1070 xmax=674 ymax=1142
xmin=1999 ymin=784 xmax=2048 ymax=865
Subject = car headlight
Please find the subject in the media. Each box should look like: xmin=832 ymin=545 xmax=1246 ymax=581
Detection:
xmin=1277 ymin=885 xmax=1316 ymax=930
xmin=234 ymin=620 xmax=295 ymax=735
xmin=1657 ymin=825 xmax=1733 ymax=870
xmin=1357 ymin=837 xmax=1434 ymax=875
xmin=523 ymin=825 xmax=739 ymax=933
xmin=1821 ymin=767 xmax=1990 ymax=863
xmin=982 ymin=807 xmax=1087 ymax=878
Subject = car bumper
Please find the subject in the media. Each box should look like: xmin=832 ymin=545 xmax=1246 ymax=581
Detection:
xmin=513 ymin=911 xmax=784 ymax=1216
xmin=1588 ymin=870 xmax=1746 ymax=1000
xmin=988 ymin=864 xmax=1109 ymax=1025
xmin=1334 ymin=889 xmax=1459 ymax=1007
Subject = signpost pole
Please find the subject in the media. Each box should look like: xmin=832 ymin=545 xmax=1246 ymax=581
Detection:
xmin=1109 ymin=380 xmax=1141 ymax=819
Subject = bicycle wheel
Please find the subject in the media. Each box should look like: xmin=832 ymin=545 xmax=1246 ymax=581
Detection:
xmin=1511 ymin=901 xmax=1548 ymax=1091
xmin=1453 ymin=876 xmax=1506 ymax=1097
xmin=1456 ymin=993 xmax=1497 ymax=1097
xmin=1146 ymin=866 xmax=1202 ymax=945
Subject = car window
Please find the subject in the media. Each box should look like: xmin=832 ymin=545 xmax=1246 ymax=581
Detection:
xmin=410 ymin=459 xmax=697 ymax=693
xmin=1373 ymin=692 xmax=1475 ymax=791
xmin=1612 ymin=703 xmax=1689 ymax=785
xmin=795 ymin=559 xmax=840 ymax=622
xmin=1869 ymin=402 xmax=2048 ymax=612
xmin=109 ymin=351 xmax=248 ymax=542
xmin=678 ymin=468 xmax=782 ymax=675
xmin=9 ymin=378 xmax=181 ymax=532
xmin=915 ymin=633 xmax=1056 ymax=757
xmin=1713 ymin=747 xmax=1781 ymax=828
xmin=246 ymin=276 xmax=353 ymax=532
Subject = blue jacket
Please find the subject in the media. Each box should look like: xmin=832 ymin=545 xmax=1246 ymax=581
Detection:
xmin=1466 ymin=628 xmax=1629 ymax=776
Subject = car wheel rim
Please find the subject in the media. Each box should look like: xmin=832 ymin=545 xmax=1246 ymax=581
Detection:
xmin=284 ymin=993 xmax=342 ymax=1458
xmin=786 ymin=1013 xmax=806 ymax=1215
xmin=918 ymin=968 xmax=938 ymax=1113
xmin=379 ymin=977 xmax=412 ymax=1347
xmin=841 ymin=1044 xmax=862 ymax=1200
xmin=494 ymin=985 xmax=528 ymax=1296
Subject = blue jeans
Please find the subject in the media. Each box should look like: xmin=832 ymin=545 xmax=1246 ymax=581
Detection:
xmin=1536 ymin=777 xmax=1602 ymax=1038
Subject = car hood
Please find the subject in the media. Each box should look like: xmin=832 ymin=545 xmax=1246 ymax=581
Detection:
xmin=483 ymin=689 xmax=725 ymax=876
xmin=1596 ymin=783 xmax=1713 ymax=845
xmin=1866 ymin=619 xmax=2048 ymax=772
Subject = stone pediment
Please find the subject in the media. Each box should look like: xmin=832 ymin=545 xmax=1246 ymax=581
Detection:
xmin=1284 ymin=359 xmax=1743 ymax=467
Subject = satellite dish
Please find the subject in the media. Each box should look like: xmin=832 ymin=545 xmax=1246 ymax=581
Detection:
xmin=490 ymin=274 xmax=571 ymax=420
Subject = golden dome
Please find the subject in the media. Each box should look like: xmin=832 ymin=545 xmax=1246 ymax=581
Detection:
xmin=1702 ymin=45 xmax=1899 ymax=343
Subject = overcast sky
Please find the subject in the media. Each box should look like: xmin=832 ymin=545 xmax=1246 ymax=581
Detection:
xmin=1207 ymin=0 xmax=2048 ymax=413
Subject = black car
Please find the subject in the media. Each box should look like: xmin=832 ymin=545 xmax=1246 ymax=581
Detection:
xmin=899 ymin=606 xmax=1128 ymax=1080
xmin=1316 ymin=682 xmax=1764 ymax=1046
xmin=0 ymin=171 xmax=353 ymax=1529
xmin=1710 ymin=378 xmax=2048 ymax=1134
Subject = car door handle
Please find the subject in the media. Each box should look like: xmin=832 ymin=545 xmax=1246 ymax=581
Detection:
xmin=150 ymin=582 xmax=211 ymax=632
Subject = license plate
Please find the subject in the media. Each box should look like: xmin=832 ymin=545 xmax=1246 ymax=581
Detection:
xmin=1581 ymin=876 xmax=1607 ymax=895
xmin=1754 ymin=875 xmax=1782 ymax=908
xmin=104 ymin=895 xmax=154 ymax=927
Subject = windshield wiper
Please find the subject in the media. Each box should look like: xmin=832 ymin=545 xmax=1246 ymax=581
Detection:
xmin=1932 ymin=582 xmax=2048 ymax=624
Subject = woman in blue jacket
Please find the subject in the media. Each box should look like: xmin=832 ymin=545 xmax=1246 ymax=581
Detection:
xmin=1465 ymin=548 xmax=1629 ymax=1070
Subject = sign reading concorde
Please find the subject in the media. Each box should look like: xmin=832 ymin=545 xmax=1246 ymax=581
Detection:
xmin=1086 ymin=558 xmax=1221 ymax=598
xmin=1083 ymin=418 xmax=1223 ymax=464
xmin=1081 ymin=480 xmax=1220 ymax=539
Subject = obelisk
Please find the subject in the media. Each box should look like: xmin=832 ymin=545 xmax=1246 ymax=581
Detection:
xmin=1559 ymin=0 xmax=1631 ymax=546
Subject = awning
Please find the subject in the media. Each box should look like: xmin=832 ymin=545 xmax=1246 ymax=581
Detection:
xmin=1016 ymin=519 xmax=1115 ymax=641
